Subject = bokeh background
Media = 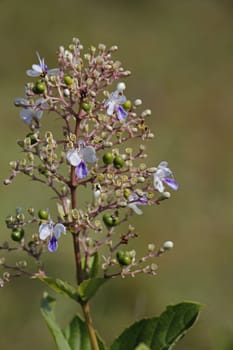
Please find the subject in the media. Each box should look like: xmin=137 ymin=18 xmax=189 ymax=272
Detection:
xmin=1 ymin=0 xmax=233 ymax=349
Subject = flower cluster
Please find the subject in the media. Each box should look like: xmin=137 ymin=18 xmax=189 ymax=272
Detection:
xmin=1 ymin=37 xmax=178 ymax=286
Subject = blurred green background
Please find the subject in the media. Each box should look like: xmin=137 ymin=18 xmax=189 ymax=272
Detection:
xmin=1 ymin=0 xmax=233 ymax=349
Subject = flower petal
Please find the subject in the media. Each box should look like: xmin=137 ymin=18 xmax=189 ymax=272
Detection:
xmin=54 ymin=223 xmax=66 ymax=239
xmin=14 ymin=98 xmax=30 ymax=107
xmin=66 ymin=149 xmax=81 ymax=166
xmin=116 ymin=105 xmax=127 ymax=121
xmin=48 ymin=236 xmax=58 ymax=252
xmin=163 ymin=177 xmax=179 ymax=190
xmin=47 ymin=68 xmax=60 ymax=76
xmin=128 ymin=203 xmax=143 ymax=215
xmin=82 ymin=146 xmax=97 ymax=163
xmin=76 ymin=160 xmax=88 ymax=178
xmin=106 ymin=101 xmax=115 ymax=116
xmin=20 ymin=108 xmax=34 ymax=125
xmin=27 ymin=70 xmax=41 ymax=77
xmin=153 ymin=174 xmax=165 ymax=193
xmin=39 ymin=223 xmax=52 ymax=240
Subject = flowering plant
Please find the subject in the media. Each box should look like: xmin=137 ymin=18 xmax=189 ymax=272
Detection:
xmin=0 ymin=38 xmax=201 ymax=350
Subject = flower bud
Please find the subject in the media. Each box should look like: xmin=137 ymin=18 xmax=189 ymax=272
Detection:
xmin=63 ymin=88 xmax=70 ymax=97
xmin=117 ymin=82 xmax=126 ymax=91
xmin=163 ymin=241 xmax=174 ymax=250
xmin=134 ymin=99 xmax=142 ymax=106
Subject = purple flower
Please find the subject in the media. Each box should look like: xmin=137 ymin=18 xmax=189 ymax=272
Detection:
xmin=26 ymin=52 xmax=59 ymax=77
xmin=104 ymin=82 xmax=128 ymax=121
xmin=153 ymin=161 xmax=178 ymax=193
xmin=66 ymin=141 xmax=97 ymax=179
xmin=39 ymin=221 xmax=66 ymax=252
xmin=128 ymin=193 xmax=148 ymax=215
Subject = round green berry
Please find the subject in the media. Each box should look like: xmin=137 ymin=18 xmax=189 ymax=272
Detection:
xmin=123 ymin=100 xmax=132 ymax=110
xmin=11 ymin=228 xmax=24 ymax=242
xmin=38 ymin=209 xmax=49 ymax=220
xmin=113 ymin=156 xmax=125 ymax=169
xmin=102 ymin=152 xmax=113 ymax=165
xmin=82 ymin=102 xmax=91 ymax=112
xmin=64 ymin=75 xmax=73 ymax=85
xmin=33 ymin=81 xmax=46 ymax=94
xmin=103 ymin=213 xmax=119 ymax=227
xmin=116 ymin=250 xmax=132 ymax=266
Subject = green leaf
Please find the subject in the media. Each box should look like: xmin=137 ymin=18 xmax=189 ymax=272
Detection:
xmin=40 ymin=292 xmax=71 ymax=350
xmin=78 ymin=278 xmax=107 ymax=302
xmin=38 ymin=276 xmax=79 ymax=302
xmin=63 ymin=314 xmax=108 ymax=350
xmin=135 ymin=343 xmax=151 ymax=350
xmin=89 ymin=252 xmax=99 ymax=278
xmin=111 ymin=301 xmax=202 ymax=350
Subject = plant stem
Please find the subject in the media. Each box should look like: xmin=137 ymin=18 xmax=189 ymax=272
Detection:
xmin=82 ymin=302 xmax=100 ymax=350
xmin=70 ymin=138 xmax=100 ymax=350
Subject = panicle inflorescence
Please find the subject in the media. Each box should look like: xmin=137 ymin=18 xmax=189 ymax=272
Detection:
xmin=1 ymin=37 xmax=178 ymax=283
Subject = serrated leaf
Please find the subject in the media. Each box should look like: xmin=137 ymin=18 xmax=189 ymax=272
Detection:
xmin=39 ymin=276 xmax=79 ymax=302
xmin=40 ymin=293 xmax=71 ymax=350
xmin=77 ymin=278 xmax=106 ymax=302
xmin=111 ymin=301 xmax=202 ymax=350
xmin=63 ymin=314 xmax=108 ymax=350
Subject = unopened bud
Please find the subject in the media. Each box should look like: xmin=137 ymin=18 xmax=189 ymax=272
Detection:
xmin=163 ymin=241 xmax=174 ymax=250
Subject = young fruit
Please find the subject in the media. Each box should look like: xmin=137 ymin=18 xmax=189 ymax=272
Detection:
xmin=38 ymin=209 xmax=49 ymax=220
xmin=123 ymin=100 xmax=132 ymax=110
xmin=113 ymin=156 xmax=125 ymax=169
xmin=102 ymin=213 xmax=119 ymax=227
xmin=116 ymin=250 xmax=132 ymax=266
xmin=32 ymin=80 xmax=46 ymax=94
xmin=11 ymin=228 xmax=24 ymax=242
xmin=102 ymin=152 xmax=113 ymax=165
xmin=63 ymin=75 xmax=73 ymax=85
xmin=82 ymin=102 xmax=91 ymax=112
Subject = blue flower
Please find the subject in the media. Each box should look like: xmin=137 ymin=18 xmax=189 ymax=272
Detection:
xmin=104 ymin=82 xmax=128 ymax=121
xmin=66 ymin=141 xmax=97 ymax=179
xmin=128 ymin=193 xmax=148 ymax=215
xmin=153 ymin=161 xmax=178 ymax=193
xmin=19 ymin=98 xmax=46 ymax=125
xmin=39 ymin=221 xmax=66 ymax=252
xmin=26 ymin=52 xmax=59 ymax=77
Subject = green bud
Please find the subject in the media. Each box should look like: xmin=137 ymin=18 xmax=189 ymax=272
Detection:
xmin=5 ymin=215 xmax=14 ymax=225
xmin=38 ymin=209 xmax=49 ymax=220
xmin=102 ymin=213 xmax=119 ymax=227
xmin=27 ymin=132 xmax=38 ymax=145
xmin=11 ymin=228 xmax=24 ymax=242
xmin=116 ymin=250 xmax=132 ymax=266
xmin=113 ymin=156 xmax=125 ymax=169
xmin=102 ymin=152 xmax=113 ymax=165
xmin=64 ymin=75 xmax=73 ymax=85
xmin=123 ymin=100 xmax=132 ymax=110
